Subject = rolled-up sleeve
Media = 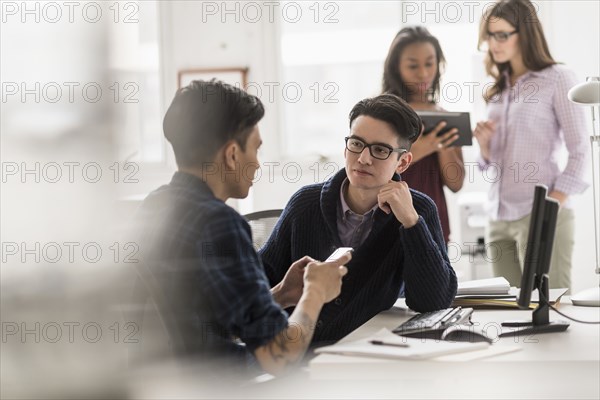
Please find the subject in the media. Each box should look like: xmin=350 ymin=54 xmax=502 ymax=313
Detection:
xmin=552 ymin=69 xmax=590 ymax=195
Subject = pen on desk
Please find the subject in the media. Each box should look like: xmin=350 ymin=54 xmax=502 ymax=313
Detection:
xmin=369 ymin=340 xmax=410 ymax=348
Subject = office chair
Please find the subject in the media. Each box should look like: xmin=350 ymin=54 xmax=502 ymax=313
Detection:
xmin=127 ymin=262 xmax=188 ymax=365
xmin=243 ymin=209 xmax=283 ymax=250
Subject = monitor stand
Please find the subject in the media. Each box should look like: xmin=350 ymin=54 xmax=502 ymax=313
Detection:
xmin=500 ymin=276 xmax=570 ymax=337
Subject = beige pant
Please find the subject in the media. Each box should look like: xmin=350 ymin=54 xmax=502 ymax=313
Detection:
xmin=485 ymin=208 xmax=575 ymax=291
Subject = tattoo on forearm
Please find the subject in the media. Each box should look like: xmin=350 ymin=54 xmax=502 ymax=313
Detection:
xmin=265 ymin=311 xmax=315 ymax=368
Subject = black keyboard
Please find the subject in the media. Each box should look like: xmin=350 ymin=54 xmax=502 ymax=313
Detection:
xmin=392 ymin=307 xmax=464 ymax=335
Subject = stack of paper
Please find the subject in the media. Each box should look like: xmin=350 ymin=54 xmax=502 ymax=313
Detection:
xmin=314 ymin=328 xmax=489 ymax=360
xmin=453 ymin=287 xmax=568 ymax=309
xmin=456 ymin=277 xmax=511 ymax=296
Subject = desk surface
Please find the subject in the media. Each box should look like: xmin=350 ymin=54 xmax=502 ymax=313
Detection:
xmin=308 ymin=298 xmax=600 ymax=399
xmin=129 ymin=298 xmax=600 ymax=399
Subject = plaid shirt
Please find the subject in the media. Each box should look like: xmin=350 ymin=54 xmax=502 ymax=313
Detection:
xmin=479 ymin=65 xmax=589 ymax=221
xmin=135 ymin=172 xmax=288 ymax=363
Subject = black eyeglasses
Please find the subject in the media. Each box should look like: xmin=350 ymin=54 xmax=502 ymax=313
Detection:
xmin=345 ymin=136 xmax=407 ymax=160
xmin=486 ymin=30 xmax=519 ymax=43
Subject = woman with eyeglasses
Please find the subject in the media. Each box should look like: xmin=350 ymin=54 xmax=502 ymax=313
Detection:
xmin=474 ymin=0 xmax=589 ymax=290
xmin=382 ymin=26 xmax=465 ymax=245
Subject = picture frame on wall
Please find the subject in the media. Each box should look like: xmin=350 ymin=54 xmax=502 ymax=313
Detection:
xmin=177 ymin=67 xmax=249 ymax=89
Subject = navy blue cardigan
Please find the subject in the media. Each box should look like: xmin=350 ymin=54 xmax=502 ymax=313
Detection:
xmin=259 ymin=169 xmax=457 ymax=343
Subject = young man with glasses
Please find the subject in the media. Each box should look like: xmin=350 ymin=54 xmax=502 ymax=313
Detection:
xmin=260 ymin=94 xmax=457 ymax=344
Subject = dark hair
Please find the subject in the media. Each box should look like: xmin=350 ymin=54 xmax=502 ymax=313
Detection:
xmin=349 ymin=94 xmax=421 ymax=150
xmin=478 ymin=0 xmax=556 ymax=102
xmin=382 ymin=26 xmax=446 ymax=103
xmin=163 ymin=79 xmax=265 ymax=167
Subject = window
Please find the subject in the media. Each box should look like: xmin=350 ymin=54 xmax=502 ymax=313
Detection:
xmin=278 ymin=1 xmax=492 ymax=159
xmin=399 ymin=0 xmax=494 ymax=111
xmin=109 ymin=1 xmax=163 ymax=163
xmin=401 ymin=1 xmax=493 ymax=163
xmin=279 ymin=1 xmax=403 ymax=158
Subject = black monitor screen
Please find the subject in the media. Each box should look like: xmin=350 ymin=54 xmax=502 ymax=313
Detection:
xmin=517 ymin=185 xmax=560 ymax=309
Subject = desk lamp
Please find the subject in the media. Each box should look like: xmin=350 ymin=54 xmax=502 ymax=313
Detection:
xmin=568 ymin=77 xmax=600 ymax=307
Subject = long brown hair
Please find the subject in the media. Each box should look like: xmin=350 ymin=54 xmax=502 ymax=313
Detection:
xmin=382 ymin=26 xmax=446 ymax=103
xmin=478 ymin=0 xmax=556 ymax=102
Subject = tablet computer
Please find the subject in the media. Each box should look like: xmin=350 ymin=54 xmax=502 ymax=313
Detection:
xmin=416 ymin=111 xmax=473 ymax=147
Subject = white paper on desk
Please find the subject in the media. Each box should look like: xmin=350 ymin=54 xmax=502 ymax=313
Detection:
xmin=457 ymin=277 xmax=510 ymax=295
xmin=314 ymin=328 xmax=489 ymax=360
xmin=434 ymin=345 xmax=521 ymax=361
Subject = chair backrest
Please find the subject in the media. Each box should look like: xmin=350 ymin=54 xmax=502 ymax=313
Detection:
xmin=243 ymin=209 xmax=283 ymax=250
xmin=128 ymin=262 xmax=189 ymax=363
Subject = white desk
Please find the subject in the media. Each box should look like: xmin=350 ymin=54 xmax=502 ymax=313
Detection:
xmin=128 ymin=298 xmax=599 ymax=399
xmin=308 ymin=298 xmax=600 ymax=399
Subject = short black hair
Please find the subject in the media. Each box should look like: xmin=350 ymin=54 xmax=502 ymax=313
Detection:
xmin=348 ymin=94 xmax=421 ymax=150
xmin=163 ymin=79 xmax=265 ymax=167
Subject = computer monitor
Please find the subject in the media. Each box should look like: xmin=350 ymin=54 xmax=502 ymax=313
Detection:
xmin=500 ymin=185 xmax=570 ymax=336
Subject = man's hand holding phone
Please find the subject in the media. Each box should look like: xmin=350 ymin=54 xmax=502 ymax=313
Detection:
xmin=326 ymin=247 xmax=354 ymax=262
xmin=304 ymin=250 xmax=352 ymax=304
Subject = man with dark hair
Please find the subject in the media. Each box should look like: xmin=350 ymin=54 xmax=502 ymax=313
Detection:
xmin=135 ymin=80 xmax=350 ymax=376
xmin=260 ymin=93 xmax=457 ymax=344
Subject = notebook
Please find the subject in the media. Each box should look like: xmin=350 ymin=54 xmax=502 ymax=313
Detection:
xmin=314 ymin=328 xmax=489 ymax=360
xmin=456 ymin=277 xmax=511 ymax=296
xmin=453 ymin=288 xmax=568 ymax=309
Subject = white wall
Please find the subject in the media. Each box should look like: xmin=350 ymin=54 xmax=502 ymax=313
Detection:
xmin=544 ymin=1 xmax=600 ymax=294
xmin=159 ymin=1 xmax=283 ymax=159
xmin=158 ymin=0 xmax=285 ymax=212
xmin=159 ymin=1 xmax=600 ymax=292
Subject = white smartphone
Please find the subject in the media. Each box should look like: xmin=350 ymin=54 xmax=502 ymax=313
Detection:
xmin=326 ymin=247 xmax=353 ymax=262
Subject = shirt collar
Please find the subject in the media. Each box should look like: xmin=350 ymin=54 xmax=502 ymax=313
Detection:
xmin=170 ymin=171 xmax=215 ymax=197
xmin=502 ymin=69 xmax=542 ymax=87
xmin=338 ymin=178 xmax=378 ymax=221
